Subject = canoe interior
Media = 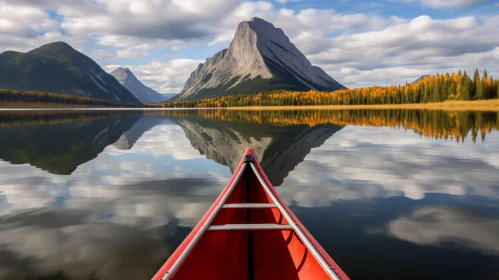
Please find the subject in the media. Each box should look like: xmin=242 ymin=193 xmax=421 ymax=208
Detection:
xmin=168 ymin=167 xmax=332 ymax=280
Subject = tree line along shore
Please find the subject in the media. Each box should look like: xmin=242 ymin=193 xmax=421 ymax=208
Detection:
xmin=2 ymin=69 xmax=499 ymax=110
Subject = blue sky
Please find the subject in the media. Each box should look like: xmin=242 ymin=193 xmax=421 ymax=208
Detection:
xmin=0 ymin=0 xmax=498 ymax=93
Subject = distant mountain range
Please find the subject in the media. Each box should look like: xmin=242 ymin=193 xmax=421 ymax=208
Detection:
xmin=0 ymin=42 xmax=141 ymax=104
xmin=0 ymin=18 xmax=347 ymax=105
xmin=110 ymin=67 xmax=166 ymax=103
xmin=411 ymin=75 xmax=429 ymax=84
xmin=175 ymin=17 xmax=345 ymax=100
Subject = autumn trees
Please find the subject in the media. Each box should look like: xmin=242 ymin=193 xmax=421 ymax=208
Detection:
xmin=161 ymin=69 xmax=498 ymax=108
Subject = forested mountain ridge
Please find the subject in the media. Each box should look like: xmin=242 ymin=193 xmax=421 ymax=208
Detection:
xmin=0 ymin=42 xmax=141 ymax=104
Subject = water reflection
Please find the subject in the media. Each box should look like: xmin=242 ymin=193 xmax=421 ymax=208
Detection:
xmin=388 ymin=206 xmax=499 ymax=255
xmin=0 ymin=111 xmax=143 ymax=174
xmin=0 ymin=109 xmax=498 ymax=280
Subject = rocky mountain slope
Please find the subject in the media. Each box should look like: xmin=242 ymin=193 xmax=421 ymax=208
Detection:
xmin=110 ymin=67 xmax=166 ymax=103
xmin=176 ymin=17 xmax=345 ymax=100
xmin=0 ymin=42 xmax=141 ymax=104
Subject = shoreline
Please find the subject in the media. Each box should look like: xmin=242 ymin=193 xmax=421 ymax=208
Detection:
xmin=222 ymin=100 xmax=499 ymax=111
xmin=2 ymin=99 xmax=499 ymax=111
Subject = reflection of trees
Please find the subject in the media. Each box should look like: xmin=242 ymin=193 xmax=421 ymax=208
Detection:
xmin=149 ymin=109 xmax=499 ymax=143
xmin=1 ymin=109 xmax=498 ymax=144
xmin=0 ymin=110 xmax=142 ymax=127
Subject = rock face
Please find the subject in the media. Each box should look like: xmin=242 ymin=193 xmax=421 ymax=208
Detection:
xmin=0 ymin=42 xmax=141 ymax=104
xmin=110 ymin=67 xmax=166 ymax=103
xmin=176 ymin=18 xmax=345 ymax=100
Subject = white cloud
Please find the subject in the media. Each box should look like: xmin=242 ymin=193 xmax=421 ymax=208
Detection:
xmin=209 ymin=2 xmax=389 ymax=47
xmin=116 ymin=48 xmax=148 ymax=59
xmin=57 ymin=0 xmax=240 ymax=40
xmin=309 ymin=15 xmax=499 ymax=86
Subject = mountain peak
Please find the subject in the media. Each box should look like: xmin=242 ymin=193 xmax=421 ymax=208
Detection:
xmin=110 ymin=67 xmax=166 ymax=103
xmin=236 ymin=17 xmax=281 ymax=40
xmin=248 ymin=17 xmax=272 ymax=25
xmin=176 ymin=18 xmax=345 ymax=100
xmin=110 ymin=67 xmax=136 ymax=83
xmin=29 ymin=41 xmax=76 ymax=55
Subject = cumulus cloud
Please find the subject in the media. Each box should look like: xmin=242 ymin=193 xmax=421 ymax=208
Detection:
xmin=388 ymin=206 xmax=499 ymax=254
xmin=309 ymin=15 xmax=499 ymax=87
xmin=0 ymin=2 xmax=77 ymax=52
xmin=209 ymin=2 xmax=389 ymax=47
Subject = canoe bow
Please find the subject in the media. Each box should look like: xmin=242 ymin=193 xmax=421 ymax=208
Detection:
xmin=152 ymin=148 xmax=349 ymax=280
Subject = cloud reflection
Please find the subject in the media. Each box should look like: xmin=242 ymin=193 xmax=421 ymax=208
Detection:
xmin=0 ymin=120 xmax=232 ymax=279
xmin=388 ymin=206 xmax=499 ymax=255
xmin=0 ymin=208 xmax=168 ymax=280
xmin=277 ymin=126 xmax=499 ymax=206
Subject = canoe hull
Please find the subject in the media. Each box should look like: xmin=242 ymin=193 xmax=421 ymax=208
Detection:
xmin=152 ymin=149 xmax=349 ymax=280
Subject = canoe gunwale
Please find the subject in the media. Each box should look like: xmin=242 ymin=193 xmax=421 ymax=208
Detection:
xmin=160 ymin=162 xmax=248 ymax=280
xmin=249 ymin=162 xmax=342 ymax=280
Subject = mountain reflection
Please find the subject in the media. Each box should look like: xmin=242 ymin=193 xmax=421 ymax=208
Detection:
xmin=0 ymin=111 xmax=144 ymax=174
xmin=0 ymin=109 xmax=498 ymax=179
xmin=174 ymin=117 xmax=342 ymax=185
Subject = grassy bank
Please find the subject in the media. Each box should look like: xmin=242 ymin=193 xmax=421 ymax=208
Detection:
xmin=223 ymin=99 xmax=499 ymax=111
xmin=3 ymin=99 xmax=499 ymax=111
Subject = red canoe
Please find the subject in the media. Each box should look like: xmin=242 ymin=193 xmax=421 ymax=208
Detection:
xmin=152 ymin=148 xmax=349 ymax=280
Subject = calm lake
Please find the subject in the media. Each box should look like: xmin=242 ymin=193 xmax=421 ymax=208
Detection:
xmin=0 ymin=109 xmax=499 ymax=280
